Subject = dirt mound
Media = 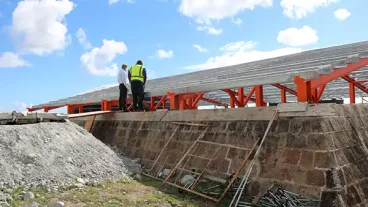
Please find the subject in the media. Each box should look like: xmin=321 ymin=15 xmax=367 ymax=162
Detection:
xmin=0 ymin=120 xmax=140 ymax=188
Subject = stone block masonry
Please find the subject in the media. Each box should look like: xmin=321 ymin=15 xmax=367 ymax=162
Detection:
xmin=70 ymin=103 xmax=368 ymax=207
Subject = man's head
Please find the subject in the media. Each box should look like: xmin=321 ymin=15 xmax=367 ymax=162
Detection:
xmin=136 ymin=60 xmax=143 ymax=65
xmin=122 ymin=64 xmax=127 ymax=70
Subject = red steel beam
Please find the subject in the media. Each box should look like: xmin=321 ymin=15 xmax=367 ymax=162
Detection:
xmin=192 ymin=93 xmax=205 ymax=107
xmin=311 ymin=58 xmax=368 ymax=89
xmin=28 ymin=107 xmax=43 ymax=112
xmin=144 ymin=101 xmax=154 ymax=111
xmin=272 ymin=84 xmax=297 ymax=96
xmin=342 ymin=75 xmax=368 ymax=94
xmin=230 ymin=90 xmax=258 ymax=103
xmin=42 ymin=105 xmax=63 ymax=113
xmin=127 ymin=103 xmax=133 ymax=111
xmin=154 ymin=96 xmax=167 ymax=110
xmin=222 ymin=89 xmax=242 ymax=107
xmin=199 ymin=97 xmax=228 ymax=108
xmin=243 ymin=87 xmax=256 ymax=106
xmin=357 ymin=80 xmax=368 ymax=83
xmin=316 ymin=84 xmax=327 ymax=102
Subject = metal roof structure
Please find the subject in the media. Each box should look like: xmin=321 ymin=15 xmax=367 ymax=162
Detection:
xmin=30 ymin=41 xmax=368 ymax=112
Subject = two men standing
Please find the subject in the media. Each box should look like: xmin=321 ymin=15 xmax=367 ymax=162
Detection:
xmin=118 ymin=60 xmax=147 ymax=112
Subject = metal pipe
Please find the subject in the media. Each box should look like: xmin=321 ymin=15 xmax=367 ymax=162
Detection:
xmin=230 ymin=110 xmax=278 ymax=207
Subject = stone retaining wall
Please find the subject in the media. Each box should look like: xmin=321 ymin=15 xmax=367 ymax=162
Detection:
xmin=71 ymin=103 xmax=368 ymax=207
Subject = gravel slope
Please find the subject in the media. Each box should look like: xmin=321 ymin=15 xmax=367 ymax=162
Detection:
xmin=0 ymin=120 xmax=140 ymax=188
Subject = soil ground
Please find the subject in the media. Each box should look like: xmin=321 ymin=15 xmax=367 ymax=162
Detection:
xmin=8 ymin=177 xmax=226 ymax=207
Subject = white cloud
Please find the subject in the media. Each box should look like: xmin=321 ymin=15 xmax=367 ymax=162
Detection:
xmin=154 ymin=49 xmax=174 ymax=59
xmin=146 ymin=68 xmax=158 ymax=80
xmin=277 ymin=26 xmax=319 ymax=47
xmin=196 ymin=26 xmax=222 ymax=35
xmin=281 ymin=0 xmax=339 ymax=19
xmin=0 ymin=52 xmax=30 ymax=68
xmin=80 ymin=39 xmax=128 ymax=76
xmin=178 ymin=0 xmax=272 ymax=23
xmin=193 ymin=44 xmax=209 ymax=52
xmin=14 ymin=101 xmax=32 ymax=112
xmin=184 ymin=41 xmax=302 ymax=70
xmin=78 ymin=83 xmax=119 ymax=95
xmin=220 ymin=41 xmax=256 ymax=52
xmin=232 ymin=17 xmax=243 ymax=25
xmin=334 ymin=8 xmax=351 ymax=21
xmin=180 ymin=0 xmax=271 ymax=34
xmin=10 ymin=0 xmax=75 ymax=56
xmin=76 ymin=28 xmax=92 ymax=49
xmin=108 ymin=0 xmax=133 ymax=5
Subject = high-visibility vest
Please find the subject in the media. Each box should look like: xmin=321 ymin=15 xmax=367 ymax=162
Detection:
xmin=129 ymin=64 xmax=145 ymax=82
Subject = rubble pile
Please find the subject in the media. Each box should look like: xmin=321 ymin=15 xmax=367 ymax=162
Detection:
xmin=0 ymin=113 xmax=141 ymax=206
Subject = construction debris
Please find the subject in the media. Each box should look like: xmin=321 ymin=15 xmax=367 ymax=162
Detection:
xmin=0 ymin=120 xmax=141 ymax=189
xmin=245 ymin=182 xmax=320 ymax=207
xmin=0 ymin=112 xmax=67 ymax=125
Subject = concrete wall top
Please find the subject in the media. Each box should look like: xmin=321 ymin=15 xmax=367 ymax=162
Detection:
xmin=67 ymin=103 xmax=359 ymax=122
xmin=94 ymin=110 xmax=168 ymax=121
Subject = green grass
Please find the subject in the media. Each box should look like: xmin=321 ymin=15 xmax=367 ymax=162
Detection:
xmin=9 ymin=178 xmax=221 ymax=207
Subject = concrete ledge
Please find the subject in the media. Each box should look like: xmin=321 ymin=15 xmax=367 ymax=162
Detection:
xmin=162 ymin=107 xmax=276 ymax=121
xmin=69 ymin=103 xmax=345 ymax=122
xmin=94 ymin=110 xmax=168 ymax=121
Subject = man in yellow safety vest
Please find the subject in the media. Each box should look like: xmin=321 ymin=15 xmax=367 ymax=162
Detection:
xmin=128 ymin=60 xmax=147 ymax=111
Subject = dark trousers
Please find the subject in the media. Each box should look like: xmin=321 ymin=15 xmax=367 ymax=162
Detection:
xmin=119 ymin=84 xmax=128 ymax=111
xmin=131 ymin=80 xmax=144 ymax=111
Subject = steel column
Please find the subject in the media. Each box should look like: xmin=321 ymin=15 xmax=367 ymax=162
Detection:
xmin=255 ymin=86 xmax=265 ymax=107
xmin=349 ymin=82 xmax=356 ymax=104
xmin=238 ymin=87 xmax=244 ymax=107
xmin=67 ymin=105 xmax=73 ymax=114
xmin=150 ymin=97 xmax=155 ymax=109
xmin=281 ymin=86 xmax=286 ymax=103
xmin=294 ymin=76 xmax=312 ymax=102
xmin=168 ymin=92 xmax=179 ymax=110
xmin=180 ymin=99 xmax=187 ymax=110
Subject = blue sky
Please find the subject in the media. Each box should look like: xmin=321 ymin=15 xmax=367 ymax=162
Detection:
xmin=0 ymin=0 xmax=367 ymax=112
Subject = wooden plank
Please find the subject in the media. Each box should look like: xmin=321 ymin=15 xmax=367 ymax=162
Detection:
xmin=149 ymin=125 xmax=179 ymax=172
xmin=85 ymin=115 xmax=96 ymax=132
xmin=68 ymin=111 xmax=113 ymax=118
